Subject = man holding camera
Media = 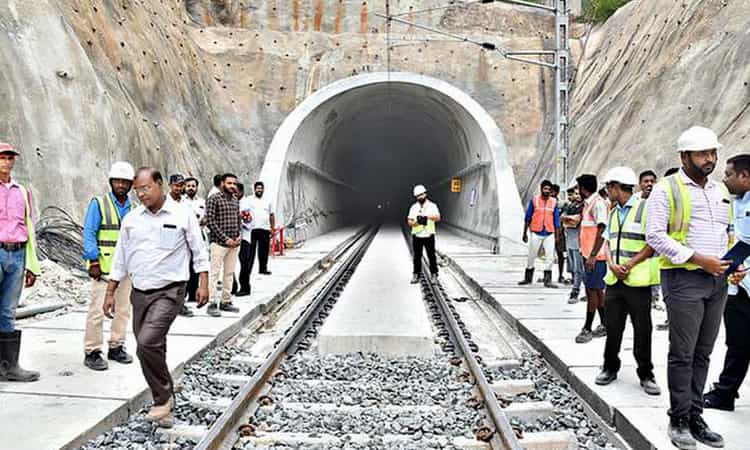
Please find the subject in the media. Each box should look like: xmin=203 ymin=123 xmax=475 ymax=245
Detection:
xmin=407 ymin=185 xmax=441 ymax=284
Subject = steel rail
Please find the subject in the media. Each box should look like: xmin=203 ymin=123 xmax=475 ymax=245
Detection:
xmin=406 ymin=228 xmax=524 ymax=450
xmin=194 ymin=226 xmax=378 ymax=450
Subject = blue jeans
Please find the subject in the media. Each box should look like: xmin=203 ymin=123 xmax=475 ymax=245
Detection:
xmin=567 ymin=248 xmax=583 ymax=294
xmin=0 ymin=248 xmax=26 ymax=332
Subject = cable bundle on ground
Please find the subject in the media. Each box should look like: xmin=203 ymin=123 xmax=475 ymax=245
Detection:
xmin=35 ymin=206 xmax=84 ymax=270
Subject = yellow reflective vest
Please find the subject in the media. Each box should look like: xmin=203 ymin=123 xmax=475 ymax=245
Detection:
xmin=659 ymin=174 xmax=733 ymax=271
xmin=604 ymin=198 xmax=659 ymax=287
xmin=87 ymin=194 xmax=131 ymax=274
xmin=18 ymin=184 xmax=40 ymax=276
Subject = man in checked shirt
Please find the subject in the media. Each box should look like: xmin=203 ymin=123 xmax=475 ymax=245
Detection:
xmin=646 ymin=126 xmax=743 ymax=450
xmin=205 ymin=173 xmax=242 ymax=317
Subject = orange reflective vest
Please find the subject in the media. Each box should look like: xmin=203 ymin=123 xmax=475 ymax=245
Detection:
xmin=580 ymin=194 xmax=607 ymax=262
xmin=530 ymin=195 xmax=557 ymax=234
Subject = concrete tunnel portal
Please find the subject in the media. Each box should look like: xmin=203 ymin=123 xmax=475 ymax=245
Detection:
xmin=259 ymin=73 xmax=525 ymax=254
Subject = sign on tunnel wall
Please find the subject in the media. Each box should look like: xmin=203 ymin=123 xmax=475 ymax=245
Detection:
xmin=451 ymin=177 xmax=462 ymax=193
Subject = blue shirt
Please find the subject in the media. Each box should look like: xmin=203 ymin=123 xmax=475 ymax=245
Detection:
xmin=82 ymin=192 xmax=132 ymax=261
xmin=525 ymin=198 xmax=561 ymax=236
xmin=733 ymin=191 xmax=750 ymax=294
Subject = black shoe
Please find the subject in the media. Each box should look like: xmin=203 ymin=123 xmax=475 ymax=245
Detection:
xmin=207 ymin=304 xmax=221 ymax=317
xmin=259 ymin=270 xmax=272 ymax=275
xmin=669 ymin=416 xmax=696 ymax=450
xmin=179 ymin=304 xmax=194 ymax=317
xmin=220 ymin=302 xmax=240 ymax=313
xmin=592 ymin=324 xmax=607 ymax=338
xmin=567 ymin=292 xmax=579 ymax=304
xmin=689 ymin=414 xmax=724 ymax=448
xmin=595 ymin=369 xmax=617 ymax=385
xmin=543 ymin=271 xmax=559 ymax=288
xmin=410 ymin=274 xmax=420 ymax=284
xmin=703 ymin=388 xmax=735 ymax=412
xmin=107 ymin=346 xmax=133 ymax=364
xmin=518 ymin=268 xmax=534 ymax=285
xmin=0 ymin=330 xmax=40 ymax=382
xmin=235 ymin=290 xmax=251 ymax=297
xmin=84 ymin=350 xmax=108 ymax=371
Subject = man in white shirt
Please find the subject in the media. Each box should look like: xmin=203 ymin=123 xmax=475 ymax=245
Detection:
xmin=238 ymin=182 xmax=276 ymax=294
xmin=207 ymin=174 xmax=222 ymax=199
xmin=182 ymin=177 xmax=207 ymax=306
xmin=407 ymin=184 xmax=441 ymax=284
xmin=104 ymin=167 xmax=209 ymax=428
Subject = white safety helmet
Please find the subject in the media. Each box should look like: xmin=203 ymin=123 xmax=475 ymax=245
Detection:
xmin=413 ymin=184 xmax=427 ymax=197
xmin=109 ymin=161 xmax=135 ymax=181
xmin=677 ymin=126 xmax=723 ymax=152
xmin=603 ymin=166 xmax=638 ymax=187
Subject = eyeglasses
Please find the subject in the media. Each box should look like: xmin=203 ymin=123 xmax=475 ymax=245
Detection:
xmin=134 ymin=184 xmax=155 ymax=194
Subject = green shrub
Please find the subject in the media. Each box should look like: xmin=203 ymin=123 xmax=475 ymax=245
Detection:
xmin=582 ymin=0 xmax=632 ymax=23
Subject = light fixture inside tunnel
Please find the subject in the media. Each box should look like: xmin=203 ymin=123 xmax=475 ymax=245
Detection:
xmin=259 ymin=73 xmax=527 ymax=256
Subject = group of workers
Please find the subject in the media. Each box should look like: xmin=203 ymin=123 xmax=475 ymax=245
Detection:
xmin=0 ymin=144 xmax=276 ymax=428
xmin=520 ymin=126 xmax=750 ymax=450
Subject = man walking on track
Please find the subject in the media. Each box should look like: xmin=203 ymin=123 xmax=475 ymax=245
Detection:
xmin=646 ymin=126 xmax=736 ymax=450
xmin=104 ymin=167 xmax=209 ymax=428
xmin=408 ymin=184 xmax=440 ymax=284
xmin=518 ymin=179 xmax=560 ymax=288
xmin=82 ymin=161 xmax=135 ymax=371
xmin=0 ymin=142 xmax=41 ymax=382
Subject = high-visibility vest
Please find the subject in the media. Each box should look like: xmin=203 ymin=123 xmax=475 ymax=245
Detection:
xmin=88 ymin=194 xmax=131 ymax=274
xmin=530 ymin=195 xmax=557 ymax=234
xmin=17 ymin=184 xmax=40 ymax=276
xmin=580 ymin=194 xmax=608 ymax=261
xmin=604 ymin=198 xmax=660 ymax=287
xmin=659 ymin=174 xmax=733 ymax=271
xmin=411 ymin=202 xmax=437 ymax=236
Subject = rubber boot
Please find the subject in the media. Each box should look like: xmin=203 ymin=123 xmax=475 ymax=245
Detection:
xmin=518 ymin=268 xmax=534 ymax=285
xmin=543 ymin=270 xmax=558 ymax=288
xmin=0 ymin=330 xmax=40 ymax=382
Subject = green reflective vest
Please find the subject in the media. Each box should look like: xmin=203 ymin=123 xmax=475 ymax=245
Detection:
xmin=88 ymin=195 xmax=130 ymax=274
xmin=659 ymin=174 xmax=733 ymax=271
xmin=18 ymin=184 xmax=41 ymax=276
xmin=604 ymin=198 xmax=659 ymax=287
xmin=411 ymin=219 xmax=436 ymax=236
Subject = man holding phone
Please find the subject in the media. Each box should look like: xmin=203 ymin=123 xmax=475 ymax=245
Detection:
xmin=407 ymin=185 xmax=440 ymax=283
xmin=646 ymin=127 xmax=736 ymax=450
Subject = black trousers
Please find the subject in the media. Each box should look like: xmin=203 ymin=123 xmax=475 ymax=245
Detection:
xmin=603 ymin=282 xmax=654 ymax=380
xmin=186 ymin=259 xmax=198 ymax=302
xmin=412 ymin=235 xmax=438 ymax=275
xmin=250 ymin=229 xmax=271 ymax=273
xmin=713 ymin=287 xmax=750 ymax=397
xmin=662 ymin=269 xmax=727 ymax=418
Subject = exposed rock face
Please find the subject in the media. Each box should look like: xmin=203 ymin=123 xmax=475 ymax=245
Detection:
xmin=3 ymin=0 xmax=747 ymax=220
xmin=567 ymin=0 xmax=750 ymax=181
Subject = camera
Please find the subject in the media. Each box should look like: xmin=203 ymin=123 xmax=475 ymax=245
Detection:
xmin=417 ymin=215 xmax=428 ymax=226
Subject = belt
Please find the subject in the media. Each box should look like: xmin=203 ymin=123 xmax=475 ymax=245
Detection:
xmin=0 ymin=242 xmax=25 ymax=251
xmin=133 ymin=281 xmax=186 ymax=295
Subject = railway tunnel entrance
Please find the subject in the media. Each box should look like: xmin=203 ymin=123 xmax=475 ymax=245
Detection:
xmin=259 ymin=72 xmax=525 ymax=255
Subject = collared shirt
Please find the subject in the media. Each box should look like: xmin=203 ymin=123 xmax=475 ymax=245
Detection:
xmin=206 ymin=191 xmax=241 ymax=245
xmin=207 ymin=186 xmax=221 ymax=199
xmin=407 ymin=200 xmax=440 ymax=238
xmin=646 ymin=169 xmax=731 ymax=264
xmin=524 ymin=197 xmax=561 ymax=236
xmin=182 ymin=195 xmax=206 ymax=222
xmin=731 ymin=191 xmax=750 ymax=294
xmin=0 ymin=179 xmax=28 ymax=243
xmin=604 ymin=194 xmax=639 ymax=240
xmin=82 ymin=192 xmax=132 ymax=261
xmin=110 ymin=196 xmax=209 ymax=291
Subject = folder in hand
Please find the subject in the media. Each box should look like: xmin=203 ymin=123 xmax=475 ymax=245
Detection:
xmin=722 ymin=240 xmax=750 ymax=275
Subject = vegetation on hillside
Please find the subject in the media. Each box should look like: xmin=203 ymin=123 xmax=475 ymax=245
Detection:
xmin=582 ymin=0 xmax=632 ymax=23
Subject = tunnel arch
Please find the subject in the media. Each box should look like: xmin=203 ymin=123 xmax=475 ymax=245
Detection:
xmin=259 ymin=72 xmax=525 ymax=255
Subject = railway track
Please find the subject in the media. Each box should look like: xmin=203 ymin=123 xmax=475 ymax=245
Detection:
xmin=81 ymin=226 xmax=616 ymax=450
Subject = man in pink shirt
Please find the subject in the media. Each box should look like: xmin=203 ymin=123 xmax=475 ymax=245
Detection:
xmin=0 ymin=143 xmax=41 ymax=382
xmin=646 ymin=127 xmax=736 ymax=450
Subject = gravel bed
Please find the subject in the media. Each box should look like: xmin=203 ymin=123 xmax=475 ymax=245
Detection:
xmin=485 ymin=353 xmax=618 ymax=450
xmin=79 ymin=415 xmax=198 ymax=450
